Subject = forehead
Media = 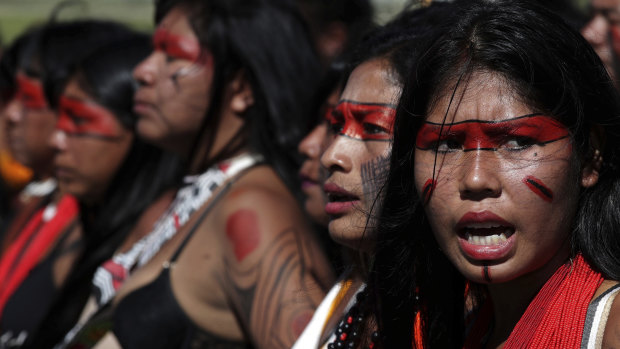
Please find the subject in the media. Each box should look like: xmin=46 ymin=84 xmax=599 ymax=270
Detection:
xmin=427 ymin=72 xmax=531 ymax=124
xmin=340 ymin=58 xmax=401 ymax=105
xmin=160 ymin=6 xmax=197 ymax=38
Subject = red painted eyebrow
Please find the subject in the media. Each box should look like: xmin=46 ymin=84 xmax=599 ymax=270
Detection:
xmin=16 ymin=73 xmax=47 ymax=110
xmin=416 ymin=113 xmax=569 ymax=151
xmin=153 ymin=28 xmax=202 ymax=62
xmin=326 ymin=100 xmax=397 ymax=141
xmin=57 ymin=96 xmax=121 ymax=139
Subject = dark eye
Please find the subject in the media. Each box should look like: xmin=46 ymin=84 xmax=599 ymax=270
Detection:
xmin=363 ymin=123 xmax=388 ymax=135
xmin=436 ymin=138 xmax=461 ymax=152
xmin=329 ymin=120 xmax=344 ymax=134
xmin=504 ymin=136 xmax=536 ymax=150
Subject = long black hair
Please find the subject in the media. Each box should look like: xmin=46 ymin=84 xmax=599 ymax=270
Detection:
xmin=155 ymin=0 xmax=320 ymax=196
xmin=368 ymin=0 xmax=620 ymax=347
xmin=27 ymin=31 xmax=182 ymax=348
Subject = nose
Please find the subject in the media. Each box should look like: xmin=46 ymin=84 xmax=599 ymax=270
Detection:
xmin=133 ymin=51 xmax=159 ymax=86
xmin=320 ymin=135 xmax=354 ymax=175
xmin=298 ymin=123 xmax=327 ymax=160
xmin=4 ymin=97 xmax=23 ymax=124
xmin=49 ymin=129 xmax=68 ymax=151
xmin=458 ymin=151 xmax=501 ymax=201
xmin=582 ymin=14 xmax=609 ymax=47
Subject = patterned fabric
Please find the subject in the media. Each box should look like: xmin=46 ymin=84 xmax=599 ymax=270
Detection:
xmin=57 ymin=153 xmax=262 ymax=349
xmin=92 ymin=153 xmax=262 ymax=306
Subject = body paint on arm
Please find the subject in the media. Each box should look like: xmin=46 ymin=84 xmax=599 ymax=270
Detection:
xmin=225 ymin=209 xmax=261 ymax=262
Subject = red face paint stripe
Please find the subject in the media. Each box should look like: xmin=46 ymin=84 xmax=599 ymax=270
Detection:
xmin=16 ymin=73 xmax=47 ymax=109
xmin=416 ymin=114 xmax=569 ymax=151
xmin=225 ymin=210 xmax=261 ymax=262
xmin=153 ymin=28 xmax=202 ymax=63
xmin=524 ymin=176 xmax=553 ymax=202
xmin=422 ymin=178 xmax=437 ymax=204
xmin=326 ymin=100 xmax=396 ymax=141
xmin=57 ymin=96 xmax=121 ymax=138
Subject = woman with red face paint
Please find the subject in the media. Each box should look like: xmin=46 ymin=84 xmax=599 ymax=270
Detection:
xmin=292 ymin=5 xmax=453 ymax=348
xmin=367 ymin=0 xmax=620 ymax=348
xmin=59 ymin=0 xmax=334 ymax=348
xmin=0 ymin=23 xmax=177 ymax=349
xmin=0 ymin=22 xmax=130 ymax=339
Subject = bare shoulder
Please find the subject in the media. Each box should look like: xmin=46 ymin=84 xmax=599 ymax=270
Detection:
xmin=599 ymin=280 xmax=620 ymax=348
xmin=213 ymin=166 xmax=309 ymax=245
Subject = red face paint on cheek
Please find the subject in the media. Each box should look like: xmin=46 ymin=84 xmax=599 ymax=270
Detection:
xmin=416 ymin=114 xmax=569 ymax=151
xmin=225 ymin=209 xmax=261 ymax=262
xmin=153 ymin=28 xmax=203 ymax=63
xmin=523 ymin=175 xmax=553 ymax=203
xmin=16 ymin=73 xmax=47 ymax=110
xmin=422 ymin=178 xmax=437 ymax=204
xmin=327 ymin=101 xmax=396 ymax=141
xmin=57 ymin=96 xmax=121 ymax=138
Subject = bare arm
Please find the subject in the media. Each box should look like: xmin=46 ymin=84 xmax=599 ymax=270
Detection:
xmin=217 ymin=190 xmax=334 ymax=349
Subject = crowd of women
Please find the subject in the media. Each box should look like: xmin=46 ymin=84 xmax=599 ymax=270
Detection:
xmin=0 ymin=0 xmax=619 ymax=348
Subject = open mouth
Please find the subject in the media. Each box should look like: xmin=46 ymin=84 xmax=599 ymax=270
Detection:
xmin=326 ymin=191 xmax=359 ymax=203
xmin=459 ymin=223 xmax=515 ymax=246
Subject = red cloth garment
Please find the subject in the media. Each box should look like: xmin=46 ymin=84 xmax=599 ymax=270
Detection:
xmin=0 ymin=194 xmax=79 ymax=320
xmin=464 ymin=254 xmax=604 ymax=348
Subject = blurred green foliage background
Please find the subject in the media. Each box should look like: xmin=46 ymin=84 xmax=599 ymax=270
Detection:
xmin=0 ymin=0 xmax=155 ymax=46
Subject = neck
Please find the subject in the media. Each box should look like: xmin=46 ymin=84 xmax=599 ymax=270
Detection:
xmin=485 ymin=240 xmax=570 ymax=348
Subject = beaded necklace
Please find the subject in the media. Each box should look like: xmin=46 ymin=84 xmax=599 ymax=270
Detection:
xmin=327 ymin=287 xmax=379 ymax=349
xmin=463 ymin=254 xmax=603 ymax=349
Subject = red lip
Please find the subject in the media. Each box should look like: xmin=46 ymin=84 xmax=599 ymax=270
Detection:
xmin=456 ymin=211 xmax=512 ymax=230
xmin=323 ymin=182 xmax=360 ymax=215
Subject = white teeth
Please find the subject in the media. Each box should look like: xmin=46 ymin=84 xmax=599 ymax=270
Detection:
xmin=466 ymin=232 xmax=508 ymax=245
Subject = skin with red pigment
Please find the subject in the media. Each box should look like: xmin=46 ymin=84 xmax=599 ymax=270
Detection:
xmin=4 ymin=72 xmax=57 ymax=172
xmin=326 ymin=100 xmax=396 ymax=141
xmin=523 ymin=176 xmax=553 ymax=203
xmin=57 ymin=96 xmax=123 ymax=139
xmin=321 ymin=58 xmax=401 ymax=251
xmin=416 ymin=113 xmax=569 ymax=152
xmin=414 ymin=72 xmax=580 ymax=288
xmin=15 ymin=73 xmax=47 ymax=110
xmin=153 ymin=27 xmax=202 ymax=62
xmin=225 ymin=209 xmax=261 ymax=262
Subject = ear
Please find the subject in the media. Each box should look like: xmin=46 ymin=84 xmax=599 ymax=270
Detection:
xmin=581 ymin=125 xmax=605 ymax=188
xmin=228 ymin=70 xmax=254 ymax=115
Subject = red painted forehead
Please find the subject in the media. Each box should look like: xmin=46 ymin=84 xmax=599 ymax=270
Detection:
xmin=325 ymin=100 xmax=397 ymax=141
xmin=416 ymin=113 xmax=569 ymax=151
xmin=16 ymin=72 xmax=47 ymax=109
xmin=57 ymin=96 xmax=122 ymax=139
xmin=153 ymin=27 xmax=203 ymax=63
